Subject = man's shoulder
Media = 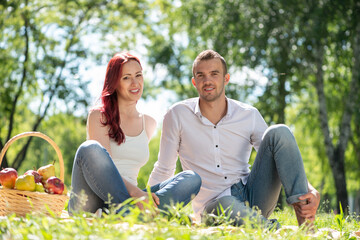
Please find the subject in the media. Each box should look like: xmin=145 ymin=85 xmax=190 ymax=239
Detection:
xmin=228 ymin=98 xmax=258 ymax=112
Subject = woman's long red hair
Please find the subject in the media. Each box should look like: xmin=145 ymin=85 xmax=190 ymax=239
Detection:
xmin=97 ymin=52 xmax=142 ymax=145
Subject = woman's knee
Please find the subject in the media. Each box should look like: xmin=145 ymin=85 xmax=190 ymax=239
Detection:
xmin=75 ymin=140 xmax=109 ymax=167
xmin=179 ymin=170 xmax=202 ymax=194
xmin=77 ymin=140 xmax=103 ymax=157
xmin=183 ymin=170 xmax=201 ymax=185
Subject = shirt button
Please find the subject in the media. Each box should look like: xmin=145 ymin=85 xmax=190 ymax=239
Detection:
xmin=216 ymin=145 xmax=218 ymax=148
xmin=224 ymin=176 xmax=227 ymax=179
xmin=217 ymin=165 xmax=220 ymax=167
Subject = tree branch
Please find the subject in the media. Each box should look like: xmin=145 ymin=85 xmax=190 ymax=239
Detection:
xmin=6 ymin=1 xmax=30 ymax=144
xmin=11 ymin=3 xmax=97 ymax=169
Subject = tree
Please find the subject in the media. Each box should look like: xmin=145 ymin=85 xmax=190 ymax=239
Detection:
xmin=0 ymin=0 xmax=150 ymax=169
xmin=293 ymin=0 xmax=360 ymax=212
xmin=144 ymin=0 xmax=360 ymax=211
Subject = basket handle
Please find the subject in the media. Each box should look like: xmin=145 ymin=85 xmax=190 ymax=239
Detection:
xmin=0 ymin=132 xmax=65 ymax=181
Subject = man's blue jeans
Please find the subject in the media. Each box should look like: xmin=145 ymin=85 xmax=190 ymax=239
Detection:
xmin=202 ymin=124 xmax=308 ymax=226
xmin=68 ymin=140 xmax=201 ymax=215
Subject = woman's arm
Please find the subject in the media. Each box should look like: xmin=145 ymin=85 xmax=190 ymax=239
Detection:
xmin=87 ymin=109 xmax=111 ymax=154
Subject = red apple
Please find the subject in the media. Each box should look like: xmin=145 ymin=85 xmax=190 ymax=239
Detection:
xmin=24 ymin=169 xmax=43 ymax=183
xmin=0 ymin=168 xmax=18 ymax=189
xmin=44 ymin=176 xmax=64 ymax=194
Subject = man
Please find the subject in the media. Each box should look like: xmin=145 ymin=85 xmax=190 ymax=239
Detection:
xmin=148 ymin=50 xmax=320 ymax=227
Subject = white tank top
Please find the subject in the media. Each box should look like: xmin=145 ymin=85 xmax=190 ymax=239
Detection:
xmin=110 ymin=115 xmax=149 ymax=186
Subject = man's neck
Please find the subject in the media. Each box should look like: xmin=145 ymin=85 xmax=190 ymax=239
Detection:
xmin=199 ymin=97 xmax=227 ymax=125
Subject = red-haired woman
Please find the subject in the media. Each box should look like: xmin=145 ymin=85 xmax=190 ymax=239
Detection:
xmin=68 ymin=52 xmax=201 ymax=215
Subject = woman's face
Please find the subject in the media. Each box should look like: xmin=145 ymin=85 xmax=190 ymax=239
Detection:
xmin=116 ymin=60 xmax=143 ymax=102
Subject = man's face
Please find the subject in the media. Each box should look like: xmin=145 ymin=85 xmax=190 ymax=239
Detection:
xmin=192 ymin=58 xmax=229 ymax=102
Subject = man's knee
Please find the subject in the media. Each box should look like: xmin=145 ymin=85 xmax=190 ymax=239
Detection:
xmin=262 ymin=124 xmax=294 ymax=142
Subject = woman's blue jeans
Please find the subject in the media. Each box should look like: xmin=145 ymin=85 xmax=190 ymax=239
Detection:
xmin=68 ymin=140 xmax=201 ymax=215
xmin=202 ymin=124 xmax=308 ymax=226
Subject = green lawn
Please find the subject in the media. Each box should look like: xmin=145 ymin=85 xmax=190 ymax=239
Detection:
xmin=1 ymin=202 xmax=359 ymax=240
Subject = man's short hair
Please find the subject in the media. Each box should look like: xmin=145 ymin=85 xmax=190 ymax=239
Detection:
xmin=192 ymin=50 xmax=227 ymax=76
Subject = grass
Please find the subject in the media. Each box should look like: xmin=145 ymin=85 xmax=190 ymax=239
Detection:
xmin=1 ymin=200 xmax=360 ymax=240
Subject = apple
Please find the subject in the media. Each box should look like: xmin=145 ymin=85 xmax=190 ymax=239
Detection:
xmin=37 ymin=163 xmax=55 ymax=181
xmin=15 ymin=174 xmax=36 ymax=191
xmin=44 ymin=176 xmax=64 ymax=194
xmin=0 ymin=168 xmax=18 ymax=189
xmin=24 ymin=169 xmax=43 ymax=183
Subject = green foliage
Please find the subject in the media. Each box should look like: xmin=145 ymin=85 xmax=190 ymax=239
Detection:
xmin=334 ymin=202 xmax=346 ymax=235
xmin=0 ymin=0 xmax=152 ymax=169
xmin=144 ymin=0 xmax=360 ymax=213
xmin=2 ymin=112 xmax=86 ymax=186
xmin=0 ymin=206 xmax=359 ymax=239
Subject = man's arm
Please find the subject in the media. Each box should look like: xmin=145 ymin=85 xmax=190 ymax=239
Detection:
xmin=251 ymin=108 xmax=268 ymax=151
xmin=148 ymin=108 xmax=180 ymax=186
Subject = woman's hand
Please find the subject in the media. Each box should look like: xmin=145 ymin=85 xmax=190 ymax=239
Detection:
xmin=130 ymin=188 xmax=160 ymax=210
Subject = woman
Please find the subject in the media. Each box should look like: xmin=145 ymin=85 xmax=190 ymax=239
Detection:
xmin=68 ymin=52 xmax=201 ymax=215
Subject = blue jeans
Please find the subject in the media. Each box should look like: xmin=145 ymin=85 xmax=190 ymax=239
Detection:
xmin=202 ymin=125 xmax=308 ymax=226
xmin=68 ymin=140 xmax=201 ymax=215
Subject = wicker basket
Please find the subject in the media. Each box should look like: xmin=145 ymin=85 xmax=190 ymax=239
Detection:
xmin=0 ymin=132 xmax=69 ymax=217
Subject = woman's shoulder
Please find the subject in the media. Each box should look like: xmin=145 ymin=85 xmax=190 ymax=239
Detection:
xmin=144 ymin=114 xmax=156 ymax=128
xmin=143 ymin=114 xmax=157 ymax=139
xmin=87 ymin=108 xmax=106 ymax=127
xmin=88 ymin=108 xmax=103 ymax=119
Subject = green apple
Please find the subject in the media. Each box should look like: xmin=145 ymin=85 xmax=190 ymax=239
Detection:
xmin=15 ymin=175 xmax=36 ymax=191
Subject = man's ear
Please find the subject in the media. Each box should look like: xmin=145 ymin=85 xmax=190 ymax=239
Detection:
xmin=224 ymin=73 xmax=230 ymax=85
xmin=192 ymin=77 xmax=196 ymax=87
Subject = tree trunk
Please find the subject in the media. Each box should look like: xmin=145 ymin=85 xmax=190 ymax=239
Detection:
xmin=314 ymin=14 xmax=360 ymax=213
xmin=330 ymin=147 xmax=349 ymax=213
xmin=314 ymin=44 xmax=347 ymax=213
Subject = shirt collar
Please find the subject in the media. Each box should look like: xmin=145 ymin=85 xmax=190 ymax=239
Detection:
xmin=193 ymin=97 xmax=232 ymax=119
xmin=224 ymin=97 xmax=232 ymax=119
xmin=194 ymin=97 xmax=201 ymax=116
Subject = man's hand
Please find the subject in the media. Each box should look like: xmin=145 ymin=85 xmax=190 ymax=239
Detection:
xmin=297 ymin=190 xmax=320 ymax=220
xmin=293 ymin=185 xmax=320 ymax=226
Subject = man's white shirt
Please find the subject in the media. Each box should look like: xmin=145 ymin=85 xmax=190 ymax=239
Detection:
xmin=148 ymin=97 xmax=268 ymax=220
